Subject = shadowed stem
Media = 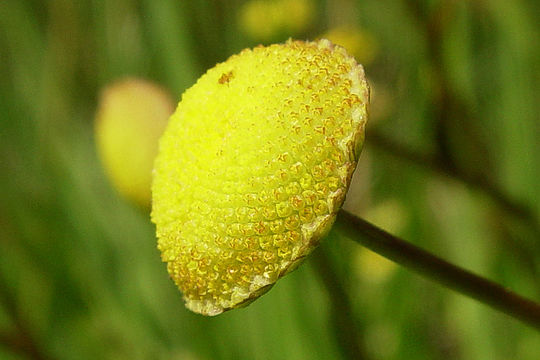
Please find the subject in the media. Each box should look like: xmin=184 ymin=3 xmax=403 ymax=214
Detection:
xmin=311 ymin=249 xmax=368 ymax=360
xmin=0 ymin=328 xmax=49 ymax=360
xmin=0 ymin=275 xmax=50 ymax=360
xmin=334 ymin=210 xmax=540 ymax=331
xmin=393 ymin=0 xmax=540 ymax=236
xmin=367 ymin=129 xmax=540 ymax=237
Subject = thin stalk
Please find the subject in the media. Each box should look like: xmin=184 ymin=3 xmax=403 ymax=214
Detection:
xmin=0 ymin=275 xmax=50 ymax=360
xmin=384 ymin=0 xmax=540 ymax=236
xmin=334 ymin=210 xmax=540 ymax=331
xmin=0 ymin=328 xmax=49 ymax=360
xmin=367 ymin=129 xmax=536 ymax=225
xmin=311 ymin=249 xmax=368 ymax=360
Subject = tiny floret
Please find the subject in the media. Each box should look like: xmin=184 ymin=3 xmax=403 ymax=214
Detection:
xmin=151 ymin=39 xmax=369 ymax=315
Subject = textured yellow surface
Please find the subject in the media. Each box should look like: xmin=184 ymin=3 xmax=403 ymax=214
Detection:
xmin=96 ymin=79 xmax=174 ymax=207
xmin=152 ymin=39 xmax=369 ymax=315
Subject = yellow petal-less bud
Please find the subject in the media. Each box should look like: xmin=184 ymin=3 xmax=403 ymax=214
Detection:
xmin=95 ymin=79 xmax=175 ymax=207
xmin=152 ymin=39 xmax=369 ymax=315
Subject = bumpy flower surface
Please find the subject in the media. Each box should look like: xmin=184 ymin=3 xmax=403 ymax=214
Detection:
xmin=96 ymin=78 xmax=174 ymax=207
xmin=152 ymin=39 xmax=369 ymax=315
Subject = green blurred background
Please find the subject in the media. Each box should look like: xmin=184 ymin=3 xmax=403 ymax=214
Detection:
xmin=1 ymin=0 xmax=539 ymax=359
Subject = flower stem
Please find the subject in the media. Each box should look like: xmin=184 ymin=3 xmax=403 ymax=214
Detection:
xmin=0 ymin=274 xmax=51 ymax=360
xmin=334 ymin=209 xmax=540 ymax=331
xmin=311 ymin=249 xmax=368 ymax=360
xmin=367 ymin=129 xmax=540 ymax=239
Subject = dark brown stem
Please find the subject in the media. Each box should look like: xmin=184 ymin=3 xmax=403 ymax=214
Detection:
xmin=334 ymin=210 xmax=540 ymax=331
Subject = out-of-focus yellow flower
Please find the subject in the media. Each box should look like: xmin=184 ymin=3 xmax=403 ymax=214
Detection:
xmin=152 ymin=39 xmax=370 ymax=315
xmin=281 ymin=0 xmax=314 ymax=33
xmin=367 ymin=81 xmax=394 ymax=122
xmin=239 ymin=0 xmax=278 ymax=40
xmin=95 ymin=78 xmax=175 ymax=207
xmin=353 ymin=199 xmax=408 ymax=283
xmin=355 ymin=247 xmax=397 ymax=284
xmin=238 ymin=0 xmax=315 ymax=41
xmin=321 ymin=26 xmax=379 ymax=65
xmin=362 ymin=198 xmax=408 ymax=236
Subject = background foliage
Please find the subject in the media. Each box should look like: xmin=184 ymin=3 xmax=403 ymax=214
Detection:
xmin=0 ymin=0 xmax=538 ymax=359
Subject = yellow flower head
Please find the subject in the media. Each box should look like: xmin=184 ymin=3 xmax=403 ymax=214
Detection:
xmin=152 ymin=39 xmax=369 ymax=315
xmin=95 ymin=78 xmax=174 ymax=207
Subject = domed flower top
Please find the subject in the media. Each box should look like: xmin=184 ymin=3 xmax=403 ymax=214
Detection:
xmin=151 ymin=39 xmax=369 ymax=315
